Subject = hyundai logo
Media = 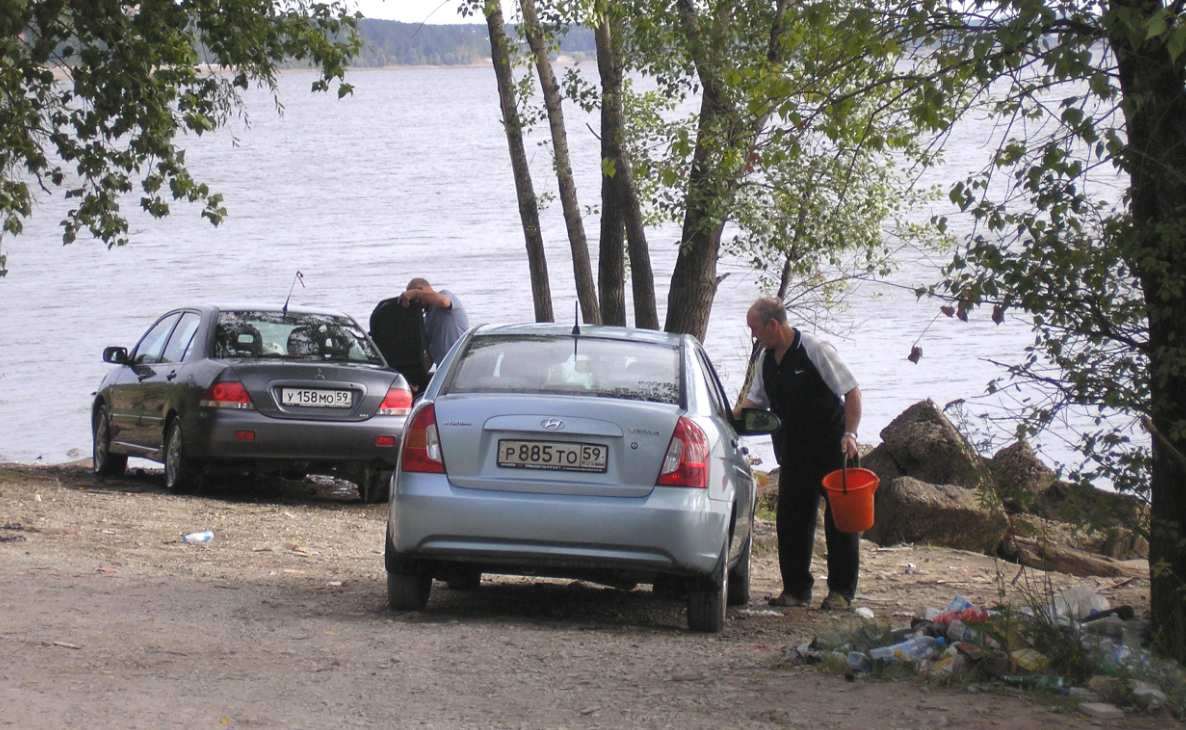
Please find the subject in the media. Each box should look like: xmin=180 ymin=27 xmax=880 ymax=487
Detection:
xmin=541 ymin=418 xmax=566 ymax=431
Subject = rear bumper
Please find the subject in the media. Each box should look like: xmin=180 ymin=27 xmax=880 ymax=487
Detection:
xmin=186 ymin=409 xmax=406 ymax=468
xmin=388 ymin=473 xmax=729 ymax=577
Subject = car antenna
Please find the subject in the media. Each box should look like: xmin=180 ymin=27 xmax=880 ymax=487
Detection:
xmin=572 ymin=302 xmax=580 ymax=356
xmin=282 ymin=271 xmax=305 ymax=316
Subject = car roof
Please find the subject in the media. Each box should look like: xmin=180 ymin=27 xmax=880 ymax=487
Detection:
xmin=176 ymin=303 xmax=355 ymax=319
xmin=471 ymin=323 xmax=689 ymax=347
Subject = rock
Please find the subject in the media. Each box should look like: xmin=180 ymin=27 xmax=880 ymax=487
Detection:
xmin=863 ymin=476 xmax=1008 ymax=553
xmin=989 ymin=441 xmax=1056 ymax=510
xmin=1005 ymin=515 xmax=1148 ymax=561
xmin=879 ymin=400 xmax=988 ymax=489
xmin=1000 ymin=533 xmax=1148 ymax=578
xmin=1078 ymin=703 xmax=1124 ymax=719
xmin=859 ymin=444 xmax=906 ymax=492
xmin=1031 ymin=481 xmax=1148 ymax=557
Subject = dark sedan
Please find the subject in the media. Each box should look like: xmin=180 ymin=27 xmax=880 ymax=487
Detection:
xmin=92 ymin=304 xmax=413 ymax=501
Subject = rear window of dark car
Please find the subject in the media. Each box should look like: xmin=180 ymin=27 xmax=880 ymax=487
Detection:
xmin=214 ymin=311 xmax=382 ymax=364
xmin=447 ymin=335 xmax=680 ymax=404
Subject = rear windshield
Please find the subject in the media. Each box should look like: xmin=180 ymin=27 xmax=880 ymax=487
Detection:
xmin=447 ymin=335 xmax=681 ymax=404
xmin=214 ymin=311 xmax=382 ymax=364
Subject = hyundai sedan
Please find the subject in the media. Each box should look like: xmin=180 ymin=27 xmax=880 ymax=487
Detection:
xmin=385 ymin=323 xmax=778 ymax=631
xmin=92 ymin=304 xmax=413 ymax=501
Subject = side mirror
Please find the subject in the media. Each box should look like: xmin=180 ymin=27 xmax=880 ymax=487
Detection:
xmin=737 ymin=408 xmax=780 ymax=435
xmin=103 ymin=346 xmax=129 ymax=365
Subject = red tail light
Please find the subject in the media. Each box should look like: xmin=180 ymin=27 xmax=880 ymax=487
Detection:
xmin=656 ymin=417 xmax=708 ymax=488
xmin=378 ymin=386 xmax=413 ymax=416
xmin=401 ymin=404 xmax=445 ymax=474
xmin=200 ymin=381 xmax=255 ymax=410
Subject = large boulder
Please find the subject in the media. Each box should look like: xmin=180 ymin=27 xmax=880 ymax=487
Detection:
xmin=863 ymin=476 xmax=1008 ymax=553
xmin=879 ymin=400 xmax=988 ymax=489
xmin=989 ymin=440 xmax=1058 ymax=511
xmin=858 ymin=443 xmax=906 ymax=492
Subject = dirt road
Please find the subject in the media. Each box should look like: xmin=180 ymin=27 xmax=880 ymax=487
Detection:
xmin=0 ymin=463 xmax=1173 ymax=729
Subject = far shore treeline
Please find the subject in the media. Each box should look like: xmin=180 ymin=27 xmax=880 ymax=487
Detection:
xmin=350 ymin=19 xmax=594 ymax=66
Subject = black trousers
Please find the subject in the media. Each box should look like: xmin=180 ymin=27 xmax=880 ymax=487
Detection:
xmin=776 ymin=442 xmax=860 ymax=601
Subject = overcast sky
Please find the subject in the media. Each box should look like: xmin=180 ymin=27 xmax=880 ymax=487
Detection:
xmin=353 ymin=0 xmax=481 ymax=24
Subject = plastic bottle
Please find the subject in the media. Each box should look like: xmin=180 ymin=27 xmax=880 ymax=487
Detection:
xmin=1003 ymin=675 xmax=1068 ymax=691
xmin=846 ymin=651 xmax=872 ymax=673
xmin=1052 ymin=585 xmax=1109 ymax=621
xmin=946 ymin=618 xmax=979 ymax=643
xmin=182 ymin=530 xmax=214 ymax=544
xmin=869 ymin=636 xmax=945 ymax=663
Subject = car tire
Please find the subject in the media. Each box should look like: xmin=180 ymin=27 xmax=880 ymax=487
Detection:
xmin=387 ymin=570 xmax=432 ymax=610
xmin=686 ymin=542 xmax=729 ymax=633
xmin=164 ymin=419 xmax=200 ymax=493
xmin=726 ymin=531 xmax=752 ymax=607
xmin=359 ymin=470 xmax=390 ymax=504
xmin=92 ymin=405 xmax=127 ymax=478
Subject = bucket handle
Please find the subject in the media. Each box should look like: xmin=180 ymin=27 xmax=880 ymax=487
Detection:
xmin=840 ymin=453 xmax=860 ymax=495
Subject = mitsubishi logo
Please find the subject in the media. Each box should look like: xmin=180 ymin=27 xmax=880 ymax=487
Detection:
xmin=315 ymin=368 xmax=325 ymax=380
xmin=541 ymin=418 xmax=566 ymax=431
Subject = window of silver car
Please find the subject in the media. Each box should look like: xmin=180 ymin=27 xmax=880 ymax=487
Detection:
xmin=214 ymin=312 xmax=382 ymax=363
xmin=132 ymin=313 xmax=181 ymax=366
xmin=449 ymin=335 xmax=681 ymax=404
xmin=694 ymin=347 xmax=732 ymax=419
xmin=161 ymin=312 xmax=201 ymax=364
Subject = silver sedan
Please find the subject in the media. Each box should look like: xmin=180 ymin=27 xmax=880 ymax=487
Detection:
xmin=385 ymin=324 xmax=778 ymax=632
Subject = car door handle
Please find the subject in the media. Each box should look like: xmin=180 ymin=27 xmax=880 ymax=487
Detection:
xmin=166 ymin=371 xmax=178 ymax=381
xmin=730 ymin=439 xmax=739 ymax=448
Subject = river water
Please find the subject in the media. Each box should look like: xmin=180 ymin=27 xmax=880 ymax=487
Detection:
xmin=0 ymin=66 xmax=1120 ymax=473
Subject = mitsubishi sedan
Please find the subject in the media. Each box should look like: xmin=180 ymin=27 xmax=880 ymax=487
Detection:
xmin=385 ymin=323 xmax=779 ymax=632
xmin=92 ymin=304 xmax=413 ymax=501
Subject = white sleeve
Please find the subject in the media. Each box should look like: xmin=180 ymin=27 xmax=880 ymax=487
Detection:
xmin=745 ymin=350 xmax=770 ymax=408
xmin=801 ymin=333 xmax=858 ymax=397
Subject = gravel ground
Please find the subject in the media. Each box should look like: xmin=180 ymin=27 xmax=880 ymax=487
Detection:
xmin=0 ymin=462 xmax=1175 ymax=730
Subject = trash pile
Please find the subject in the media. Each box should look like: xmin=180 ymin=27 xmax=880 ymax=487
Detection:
xmin=782 ymin=586 xmax=1184 ymax=715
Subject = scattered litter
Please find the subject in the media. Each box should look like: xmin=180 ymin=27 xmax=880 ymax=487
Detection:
xmin=854 ymin=606 xmax=875 ymax=620
xmin=1079 ymin=702 xmax=1124 ymax=719
xmin=780 ymin=586 xmax=1181 ymax=714
xmin=739 ymin=608 xmax=780 ymax=616
xmin=326 ymin=580 xmax=343 ymax=587
xmin=181 ymin=530 xmax=213 ymax=544
xmin=49 ymin=641 xmax=81 ymax=650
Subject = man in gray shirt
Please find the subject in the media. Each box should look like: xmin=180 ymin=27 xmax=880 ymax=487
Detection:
xmin=398 ymin=277 xmax=471 ymax=367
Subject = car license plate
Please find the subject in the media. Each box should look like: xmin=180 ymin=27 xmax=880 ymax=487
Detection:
xmin=498 ymin=440 xmax=608 ymax=473
xmin=281 ymin=388 xmax=352 ymax=408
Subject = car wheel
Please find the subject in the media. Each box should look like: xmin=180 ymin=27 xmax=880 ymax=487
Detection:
xmin=727 ymin=531 xmax=752 ymax=607
xmin=387 ymin=570 xmax=432 ymax=610
xmin=92 ymin=405 xmax=127 ymax=478
xmin=686 ymin=542 xmax=729 ymax=633
xmin=359 ymin=470 xmax=390 ymax=504
xmin=164 ymin=419 xmax=200 ymax=493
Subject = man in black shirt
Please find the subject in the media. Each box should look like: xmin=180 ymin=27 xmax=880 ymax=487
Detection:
xmin=734 ymin=297 xmax=863 ymax=610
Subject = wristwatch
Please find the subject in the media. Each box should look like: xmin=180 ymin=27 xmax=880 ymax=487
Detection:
xmin=843 ymin=431 xmax=858 ymax=440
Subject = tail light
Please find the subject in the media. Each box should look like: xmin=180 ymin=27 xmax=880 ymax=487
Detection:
xmin=378 ymin=386 xmax=413 ymax=416
xmin=401 ymin=404 xmax=445 ymax=474
xmin=199 ymin=380 xmax=255 ymax=410
xmin=656 ymin=417 xmax=708 ymax=488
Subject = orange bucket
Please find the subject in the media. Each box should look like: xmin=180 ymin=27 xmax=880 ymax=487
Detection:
xmin=821 ymin=459 xmax=879 ymax=533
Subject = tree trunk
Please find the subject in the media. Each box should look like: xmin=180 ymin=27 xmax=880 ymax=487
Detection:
xmin=595 ymin=15 xmax=626 ymax=327
xmin=519 ymin=0 xmax=600 ymax=324
xmin=1111 ymin=2 xmax=1186 ymax=644
xmin=485 ymin=3 xmax=553 ymax=323
xmin=664 ymin=0 xmax=789 ymax=339
xmin=595 ymin=9 xmax=658 ymax=330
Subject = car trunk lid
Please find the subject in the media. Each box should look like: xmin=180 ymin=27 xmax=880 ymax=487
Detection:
xmin=228 ymin=362 xmax=399 ymax=422
xmin=433 ymin=394 xmax=680 ymax=497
